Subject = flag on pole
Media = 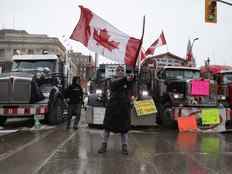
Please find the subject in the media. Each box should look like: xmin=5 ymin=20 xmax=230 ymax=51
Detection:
xmin=70 ymin=6 xmax=141 ymax=66
xmin=139 ymin=48 xmax=146 ymax=62
xmin=145 ymin=31 xmax=167 ymax=56
xmin=137 ymin=47 xmax=146 ymax=70
xmin=186 ymin=39 xmax=196 ymax=67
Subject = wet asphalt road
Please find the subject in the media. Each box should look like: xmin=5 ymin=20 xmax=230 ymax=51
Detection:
xmin=0 ymin=118 xmax=232 ymax=174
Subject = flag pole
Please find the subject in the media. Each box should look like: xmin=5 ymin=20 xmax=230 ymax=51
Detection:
xmin=133 ymin=16 xmax=145 ymax=99
xmin=134 ymin=15 xmax=146 ymax=71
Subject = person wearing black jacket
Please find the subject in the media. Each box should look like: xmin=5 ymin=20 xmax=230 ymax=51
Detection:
xmin=98 ymin=65 xmax=134 ymax=155
xmin=64 ymin=76 xmax=83 ymax=129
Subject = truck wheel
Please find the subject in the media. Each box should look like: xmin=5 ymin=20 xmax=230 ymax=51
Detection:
xmin=161 ymin=103 xmax=177 ymax=128
xmin=0 ymin=117 xmax=7 ymax=126
xmin=47 ymin=98 xmax=64 ymax=125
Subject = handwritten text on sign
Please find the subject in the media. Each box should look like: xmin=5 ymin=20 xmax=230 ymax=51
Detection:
xmin=133 ymin=99 xmax=157 ymax=116
xmin=191 ymin=79 xmax=209 ymax=96
xmin=201 ymin=108 xmax=220 ymax=125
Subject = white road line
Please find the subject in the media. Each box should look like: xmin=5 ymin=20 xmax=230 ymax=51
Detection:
xmin=0 ymin=130 xmax=18 ymax=133
xmin=0 ymin=130 xmax=54 ymax=161
xmin=32 ymin=130 xmax=78 ymax=174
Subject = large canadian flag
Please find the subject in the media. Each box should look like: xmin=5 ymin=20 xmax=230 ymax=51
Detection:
xmin=145 ymin=31 xmax=167 ymax=56
xmin=70 ymin=6 xmax=141 ymax=66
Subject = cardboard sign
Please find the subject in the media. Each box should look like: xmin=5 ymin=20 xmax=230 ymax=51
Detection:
xmin=201 ymin=108 xmax=220 ymax=125
xmin=191 ymin=79 xmax=209 ymax=96
xmin=133 ymin=99 xmax=157 ymax=117
xmin=177 ymin=115 xmax=197 ymax=132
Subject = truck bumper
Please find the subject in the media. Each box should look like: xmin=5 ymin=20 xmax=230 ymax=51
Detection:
xmin=0 ymin=104 xmax=48 ymax=120
xmin=85 ymin=105 xmax=157 ymax=126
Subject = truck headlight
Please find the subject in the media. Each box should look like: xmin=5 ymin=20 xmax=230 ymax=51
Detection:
xmin=173 ymin=93 xmax=184 ymax=99
xmin=142 ymin=90 xmax=148 ymax=97
xmin=36 ymin=72 xmax=42 ymax=79
xmin=43 ymin=92 xmax=50 ymax=98
xmin=96 ymin=89 xmax=103 ymax=96
xmin=218 ymin=95 xmax=226 ymax=100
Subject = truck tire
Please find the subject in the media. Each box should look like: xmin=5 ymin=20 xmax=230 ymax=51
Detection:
xmin=161 ymin=103 xmax=177 ymax=128
xmin=47 ymin=98 xmax=64 ymax=125
xmin=0 ymin=117 xmax=7 ymax=126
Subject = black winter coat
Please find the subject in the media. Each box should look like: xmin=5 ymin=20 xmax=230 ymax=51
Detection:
xmin=64 ymin=84 xmax=83 ymax=104
xmin=103 ymin=77 xmax=133 ymax=133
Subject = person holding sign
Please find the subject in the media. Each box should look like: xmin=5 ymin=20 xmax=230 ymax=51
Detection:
xmin=98 ymin=65 xmax=135 ymax=155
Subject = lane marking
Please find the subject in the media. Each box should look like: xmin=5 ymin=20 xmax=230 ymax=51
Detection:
xmin=32 ymin=130 xmax=78 ymax=174
xmin=0 ymin=130 xmax=54 ymax=161
xmin=0 ymin=130 xmax=18 ymax=133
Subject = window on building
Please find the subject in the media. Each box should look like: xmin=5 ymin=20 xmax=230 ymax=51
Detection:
xmin=42 ymin=49 xmax=49 ymax=54
xmin=28 ymin=49 xmax=34 ymax=54
xmin=13 ymin=49 xmax=20 ymax=55
xmin=0 ymin=49 xmax=5 ymax=57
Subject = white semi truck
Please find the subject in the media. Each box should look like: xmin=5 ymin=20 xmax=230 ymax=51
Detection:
xmin=0 ymin=54 xmax=71 ymax=125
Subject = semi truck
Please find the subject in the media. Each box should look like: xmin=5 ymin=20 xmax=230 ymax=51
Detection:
xmin=0 ymin=54 xmax=70 ymax=126
xmin=201 ymin=65 xmax=232 ymax=128
xmin=140 ymin=59 xmax=231 ymax=131
xmin=86 ymin=64 xmax=156 ymax=126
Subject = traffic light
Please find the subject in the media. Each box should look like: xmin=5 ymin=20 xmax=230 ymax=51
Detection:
xmin=205 ymin=0 xmax=217 ymax=23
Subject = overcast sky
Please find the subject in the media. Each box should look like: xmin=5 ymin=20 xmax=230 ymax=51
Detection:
xmin=1 ymin=0 xmax=232 ymax=66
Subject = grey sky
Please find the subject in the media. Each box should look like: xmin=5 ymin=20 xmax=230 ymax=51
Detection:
xmin=0 ymin=0 xmax=232 ymax=66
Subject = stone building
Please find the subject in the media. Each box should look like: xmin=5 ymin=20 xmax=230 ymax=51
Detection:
xmin=0 ymin=29 xmax=66 ymax=72
xmin=67 ymin=51 xmax=95 ymax=91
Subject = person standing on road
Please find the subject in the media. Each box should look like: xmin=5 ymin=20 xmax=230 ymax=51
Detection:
xmin=98 ymin=65 xmax=135 ymax=155
xmin=64 ymin=76 xmax=83 ymax=130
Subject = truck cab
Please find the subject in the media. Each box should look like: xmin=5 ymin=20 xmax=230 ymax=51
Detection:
xmin=0 ymin=54 xmax=68 ymax=125
xmin=200 ymin=65 xmax=232 ymax=107
xmin=86 ymin=64 xmax=156 ymax=126
xmin=148 ymin=66 xmax=221 ymax=128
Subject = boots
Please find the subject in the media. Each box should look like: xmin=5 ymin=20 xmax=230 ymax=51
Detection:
xmin=122 ymin=144 xmax=128 ymax=155
xmin=98 ymin=143 xmax=107 ymax=153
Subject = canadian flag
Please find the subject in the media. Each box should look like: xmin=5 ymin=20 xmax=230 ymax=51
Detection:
xmin=70 ymin=6 xmax=141 ymax=66
xmin=145 ymin=31 xmax=167 ymax=56
xmin=186 ymin=39 xmax=196 ymax=67
xmin=139 ymin=48 xmax=146 ymax=63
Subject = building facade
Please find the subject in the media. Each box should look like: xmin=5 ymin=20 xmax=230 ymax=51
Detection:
xmin=143 ymin=52 xmax=187 ymax=68
xmin=0 ymin=29 xmax=66 ymax=72
xmin=67 ymin=51 xmax=95 ymax=92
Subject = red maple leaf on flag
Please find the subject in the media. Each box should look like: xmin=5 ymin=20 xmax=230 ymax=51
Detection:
xmin=93 ymin=28 xmax=120 ymax=51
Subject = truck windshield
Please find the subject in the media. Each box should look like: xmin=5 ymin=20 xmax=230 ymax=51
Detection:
xmin=222 ymin=73 xmax=232 ymax=84
xmin=165 ymin=69 xmax=200 ymax=80
xmin=12 ymin=60 xmax=56 ymax=72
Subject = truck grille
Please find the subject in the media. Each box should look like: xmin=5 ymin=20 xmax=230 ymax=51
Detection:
xmin=0 ymin=80 xmax=10 ymax=103
xmin=0 ymin=77 xmax=31 ymax=103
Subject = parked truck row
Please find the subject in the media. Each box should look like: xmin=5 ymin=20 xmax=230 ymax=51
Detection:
xmin=0 ymin=53 xmax=232 ymax=132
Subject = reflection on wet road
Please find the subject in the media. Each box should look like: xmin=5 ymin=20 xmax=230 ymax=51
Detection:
xmin=1 ymin=122 xmax=232 ymax=174
xmin=36 ymin=129 xmax=232 ymax=174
